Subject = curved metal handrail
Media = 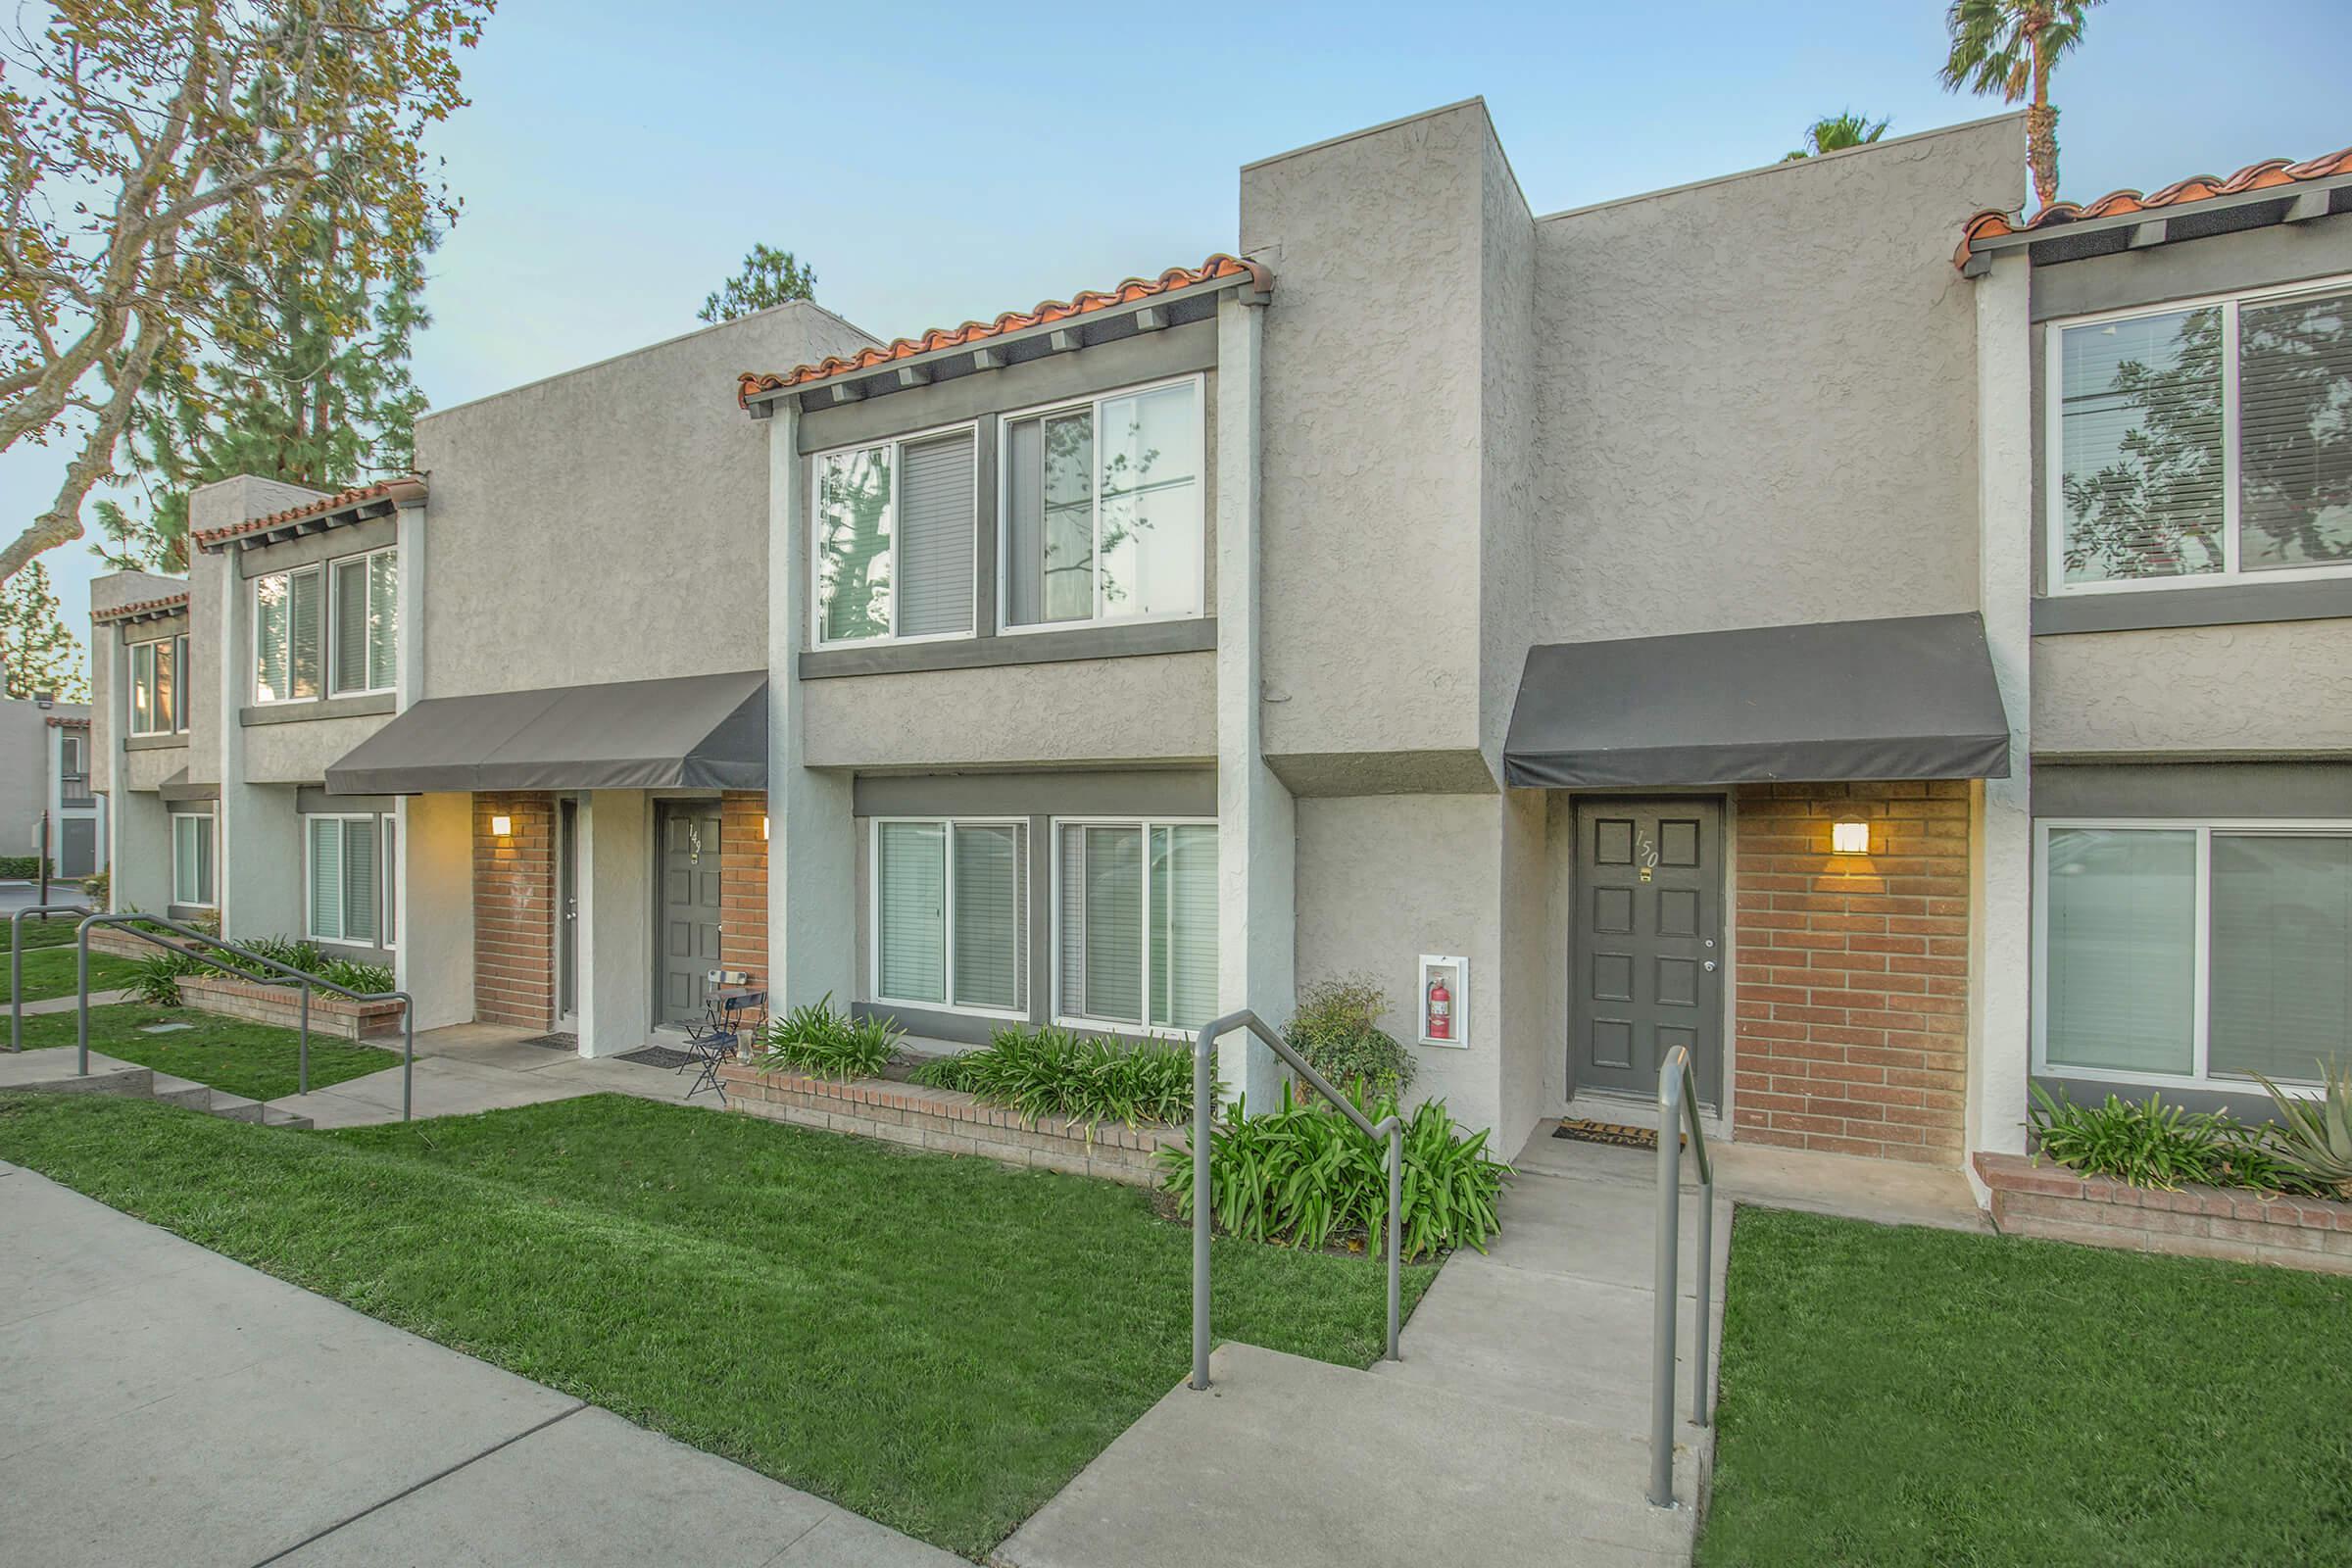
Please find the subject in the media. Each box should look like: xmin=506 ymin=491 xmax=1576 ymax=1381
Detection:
xmin=71 ymin=913 xmax=416 ymax=1122
xmin=1191 ymin=1008 xmax=1403 ymax=1391
xmin=1650 ymin=1043 xmax=1716 ymax=1509
xmin=10 ymin=904 xmax=94 ymax=1052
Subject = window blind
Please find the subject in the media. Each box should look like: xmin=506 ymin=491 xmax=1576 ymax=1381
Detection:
xmin=290 ymin=567 xmax=323 ymax=700
xmin=2044 ymin=827 xmax=2195 ymax=1075
xmin=383 ymin=816 xmax=399 ymax=946
xmin=1149 ymin=824 xmax=1219 ymax=1031
xmin=2058 ymin=307 xmax=2225 ymax=583
xmin=333 ymin=558 xmax=370 ymax=695
xmin=129 ymin=642 xmax=157 ymax=734
xmin=897 ymin=433 xmax=974 ymax=638
xmin=368 ymin=549 xmax=398 ymax=690
xmin=2238 ymin=288 xmax=2352 ymax=570
xmin=2209 ymin=833 xmax=2352 ymax=1081
xmin=877 ymin=820 xmax=946 ymax=1004
xmin=173 ymin=816 xmax=212 ymax=906
xmin=953 ymin=822 xmax=1024 ymax=1011
xmin=1061 ymin=824 xmax=1143 ymax=1024
xmin=309 ymin=817 xmax=345 ymax=942
xmin=341 ymin=818 xmax=379 ymax=945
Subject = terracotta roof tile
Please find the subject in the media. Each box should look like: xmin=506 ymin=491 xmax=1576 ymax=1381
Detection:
xmin=44 ymin=714 xmax=90 ymax=727
xmin=91 ymin=590 xmax=190 ymax=623
xmin=737 ymin=253 xmax=1271 ymax=405
xmin=1956 ymin=146 xmax=2352 ymax=267
xmin=189 ymin=475 xmax=426 ymax=549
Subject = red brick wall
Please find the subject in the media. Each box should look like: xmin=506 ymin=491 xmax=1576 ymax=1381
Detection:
xmin=1731 ymin=781 xmax=1971 ymax=1166
xmin=474 ymin=792 xmax=556 ymax=1028
xmin=720 ymin=791 xmax=768 ymax=982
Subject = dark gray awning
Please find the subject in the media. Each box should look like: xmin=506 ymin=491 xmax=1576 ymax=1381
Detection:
xmin=325 ymin=670 xmax=766 ymax=795
xmin=1503 ymin=613 xmax=2011 ymax=789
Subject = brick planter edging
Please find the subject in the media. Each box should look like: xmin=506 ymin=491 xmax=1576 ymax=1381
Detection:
xmin=178 ymin=974 xmax=408 ymax=1041
xmin=715 ymin=1062 xmax=1175 ymax=1187
xmin=1976 ymin=1152 xmax=2352 ymax=1275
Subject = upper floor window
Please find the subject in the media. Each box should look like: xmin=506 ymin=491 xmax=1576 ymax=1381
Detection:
xmin=256 ymin=547 xmax=396 ymax=704
xmin=58 ymin=732 xmax=87 ymax=800
xmin=127 ymin=633 xmax=183 ymax=735
xmin=1003 ymin=377 xmax=1203 ymax=630
xmin=2051 ymin=277 xmax=2352 ymax=592
xmin=811 ymin=425 xmax=976 ymax=647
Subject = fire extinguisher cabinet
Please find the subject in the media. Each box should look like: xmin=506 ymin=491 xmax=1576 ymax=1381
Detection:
xmin=1417 ymin=955 xmax=1468 ymax=1049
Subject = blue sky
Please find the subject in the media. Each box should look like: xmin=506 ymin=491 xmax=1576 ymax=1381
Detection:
xmin=16 ymin=0 xmax=2346 ymax=662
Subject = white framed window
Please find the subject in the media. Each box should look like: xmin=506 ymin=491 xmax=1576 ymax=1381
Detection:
xmin=306 ymin=813 xmax=386 ymax=947
xmin=1001 ymin=374 xmax=1204 ymax=632
xmin=171 ymin=812 xmax=216 ymax=907
xmin=870 ymin=817 xmax=1028 ymax=1018
xmin=58 ymin=732 xmax=84 ymax=779
xmin=329 ymin=546 xmax=398 ymax=697
xmin=1051 ymin=817 xmax=1217 ymax=1034
xmin=2034 ymin=819 xmax=2352 ymax=1092
xmin=127 ymin=636 xmax=177 ymax=735
xmin=254 ymin=564 xmax=324 ymax=704
xmin=2047 ymin=274 xmax=2352 ymax=593
xmin=810 ymin=422 xmax=978 ymax=648
xmin=173 ymin=633 xmax=190 ymax=732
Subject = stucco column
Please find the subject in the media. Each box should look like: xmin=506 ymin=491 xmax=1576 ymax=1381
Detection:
xmin=1214 ymin=289 xmax=1291 ymax=1106
xmin=577 ymin=789 xmax=652 ymax=1056
xmin=391 ymin=497 xmax=428 ymax=997
xmin=764 ymin=403 xmax=856 ymax=1009
xmin=1968 ymin=253 xmax=2035 ymax=1175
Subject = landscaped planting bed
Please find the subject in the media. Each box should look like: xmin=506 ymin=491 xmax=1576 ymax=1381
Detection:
xmin=0 ymin=1091 xmax=1433 ymax=1559
xmin=1698 ymin=1206 xmax=2352 ymax=1567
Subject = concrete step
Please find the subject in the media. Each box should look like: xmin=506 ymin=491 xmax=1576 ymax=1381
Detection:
xmin=145 ymin=1071 xmax=218 ymax=1112
xmin=260 ymin=1104 xmax=314 ymax=1131
xmin=0 ymin=1056 xmax=153 ymax=1099
xmin=995 ymin=1343 xmax=1701 ymax=1568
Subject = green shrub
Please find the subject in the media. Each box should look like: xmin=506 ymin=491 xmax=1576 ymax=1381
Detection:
xmin=1160 ymin=1087 xmax=1510 ymax=1261
xmin=128 ymin=950 xmax=207 ymax=1006
xmin=2029 ymin=1085 xmax=2316 ymax=1194
xmin=0 ymin=855 xmax=49 ymax=879
xmin=123 ymin=936 xmax=392 ymax=1007
xmin=907 ymin=1025 xmax=1203 ymax=1130
xmin=78 ymin=871 xmax=108 ymax=906
xmin=321 ymin=957 xmax=396 ymax=994
xmin=2251 ymin=1061 xmax=2352 ymax=1200
xmin=756 ymin=996 xmax=899 ymax=1079
xmin=1285 ymin=975 xmax=1415 ymax=1101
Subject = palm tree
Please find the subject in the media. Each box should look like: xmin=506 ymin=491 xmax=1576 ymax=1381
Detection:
xmin=1783 ymin=112 xmax=1891 ymax=163
xmin=1939 ymin=0 xmax=2101 ymax=211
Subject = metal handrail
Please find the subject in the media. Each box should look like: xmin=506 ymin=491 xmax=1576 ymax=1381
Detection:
xmin=10 ymin=904 xmax=94 ymax=1052
xmin=1191 ymin=1008 xmax=1403 ymax=1391
xmin=72 ymin=913 xmax=416 ymax=1122
xmin=1649 ymin=1044 xmax=1716 ymax=1508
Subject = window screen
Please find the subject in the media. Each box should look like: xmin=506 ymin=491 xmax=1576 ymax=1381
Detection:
xmin=2209 ymin=834 xmax=2352 ymax=1082
xmin=172 ymin=815 xmax=214 ymax=906
xmin=897 ymin=433 xmax=975 ymax=638
xmin=1058 ymin=823 xmax=1145 ymax=1027
xmin=1149 ymin=824 xmax=1219 ymax=1031
xmin=309 ymin=817 xmax=380 ymax=945
xmin=2238 ymin=288 xmax=2352 ymax=570
xmin=2058 ymin=308 xmax=2226 ymax=583
xmin=2043 ymin=827 xmax=2195 ymax=1075
xmin=952 ymin=822 xmax=1025 ymax=1011
xmin=876 ymin=820 xmax=946 ymax=1004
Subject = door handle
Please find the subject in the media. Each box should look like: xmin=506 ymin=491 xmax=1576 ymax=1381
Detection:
xmin=1703 ymin=960 xmax=1717 ymax=972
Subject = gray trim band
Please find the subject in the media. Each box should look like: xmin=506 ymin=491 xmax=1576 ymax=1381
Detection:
xmin=297 ymin=787 xmax=394 ymax=815
xmin=244 ymin=692 xmax=397 ymax=727
xmin=124 ymin=733 xmax=189 ymax=753
xmin=852 ymin=767 xmax=1215 ymax=819
xmin=802 ymin=617 xmax=1215 ymax=679
xmin=2033 ymin=760 xmax=2352 ymax=818
xmin=2034 ymin=577 xmax=2352 ymax=635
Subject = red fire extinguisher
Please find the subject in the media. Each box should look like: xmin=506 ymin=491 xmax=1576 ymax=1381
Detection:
xmin=1426 ymin=974 xmax=1452 ymax=1042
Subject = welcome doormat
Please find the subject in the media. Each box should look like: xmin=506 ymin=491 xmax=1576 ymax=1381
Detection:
xmin=617 ymin=1045 xmax=695 ymax=1070
xmin=1551 ymin=1117 xmax=1677 ymax=1152
xmin=520 ymin=1033 xmax=577 ymax=1052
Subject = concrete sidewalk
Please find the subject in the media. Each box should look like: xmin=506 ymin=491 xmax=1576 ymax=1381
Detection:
xmin=0 ymin=1162 xmax=962 ymax=1568
xmin=270 ymin=1022 xmax=722 ymax=1127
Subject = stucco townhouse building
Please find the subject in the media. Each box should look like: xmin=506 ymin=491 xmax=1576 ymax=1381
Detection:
xmin=85 ymin=101 xmax=2352 ymax=1208
xmin=0 ymin=662 xmax=100 ymax=881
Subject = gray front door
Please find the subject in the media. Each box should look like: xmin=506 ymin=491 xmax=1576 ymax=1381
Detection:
xmin=657 ymin=802 xmax=723 ymax=1028
xmin=558 ymin=799 xmax=579 ymax=1025
xmin=58 ymin=817 xmax=95 ymax=879
xmin=1571 ymin=799 xmax=1724 ymax=1106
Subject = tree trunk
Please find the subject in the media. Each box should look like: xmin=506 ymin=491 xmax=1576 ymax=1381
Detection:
xmin=2026 ymin=101 xmax=2060 ymax=211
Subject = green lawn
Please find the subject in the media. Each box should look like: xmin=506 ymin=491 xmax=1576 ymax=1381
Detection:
xmin=13 ymin=1003 xmax=398 ymax=1101
xmin=0 ymin=1092 xmax=1434 ymax=1558
xmin=0 ymin=942 xmax=142 ymax=1003
xmin=1699 ymin=1207 xmax=2352 ymax=1568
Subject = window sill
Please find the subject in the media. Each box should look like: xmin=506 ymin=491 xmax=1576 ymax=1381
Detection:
xmin=241 ymin=691 xmax=396 ymax=727
xmin=800 ymin=616 xmax=1214 ymax=679
xmin=2034 ymin=576 xmax=2352 ymax=635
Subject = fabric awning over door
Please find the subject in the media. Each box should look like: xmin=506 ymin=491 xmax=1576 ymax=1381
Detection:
xmin=1501 ymin=612 xmax=2012 ymax=789
xmin=325 ymin=669 xmax=766 ymax=795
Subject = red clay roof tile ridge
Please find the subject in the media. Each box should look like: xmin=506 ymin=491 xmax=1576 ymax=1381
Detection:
xmin=1954 ymin=145 xmax=2352 ymax=268
xmin=90 ymin=590 xmax=191 ymax=622
xmin=188 ymin=473 xmax=427 ymax=548
xmin=736 ymin=253 xmax=1270 ymax=406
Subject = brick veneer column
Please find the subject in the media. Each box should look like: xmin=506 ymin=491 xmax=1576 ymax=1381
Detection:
xmin=474 ymin=792 xmax=555 ymax=1028
xmin=1730 ymin=781 xmax=1971 ymax=1165
xmin=720 ymin=790 xmax=768 ymax=983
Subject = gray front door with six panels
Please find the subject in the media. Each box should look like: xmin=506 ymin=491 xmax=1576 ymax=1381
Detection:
xmin=1571 ymin=799 xmax=1723 ymax=1106
xmin=658 ymin=802 xmax=723 ymax=1028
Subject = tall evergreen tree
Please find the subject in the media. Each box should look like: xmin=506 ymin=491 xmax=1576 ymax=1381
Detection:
xmin=0 ymin=561 xmax=89 ymax=701
xmin=700 ymin=245 xmax=818 ymax=323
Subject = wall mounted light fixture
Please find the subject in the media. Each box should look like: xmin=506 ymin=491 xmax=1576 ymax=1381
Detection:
xmin=490 ymin=813 xmax=514 ymax=837
xmin=1831 ymin=820 xmax=1870 ymax=855
xmin=760 ymin=814 xmax=770 ymax=841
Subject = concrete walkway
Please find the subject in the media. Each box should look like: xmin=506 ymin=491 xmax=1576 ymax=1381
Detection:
xmin=12 ymin=987 xmax=136 ymax=1016
xmin=0 ymin=1161 xmax=962 ymax=1568
xmin=273 ymin=1023 xmax=722 ymax=1127
xmin=999 ymin=1127 xmax=1734 ymax=1568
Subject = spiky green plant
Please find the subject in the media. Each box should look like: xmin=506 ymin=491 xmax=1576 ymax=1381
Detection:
xmin=906 ymin=1026 xmax=1201 ymax=1131
xmin=2250 ymin=1062 xmax=2352 ymax=1200
xmin=755 ymin=996 xmax=899 ymax=1080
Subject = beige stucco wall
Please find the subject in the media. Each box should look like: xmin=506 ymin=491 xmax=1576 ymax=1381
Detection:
xmin=798 ymin=653 xmax=1215 ymax=771
xmin=1528 ymin=116 xmax=2023 ymax=646
xmin=242 ymin=714 xmax=401 ymax=786
xmin=2034 ymin=620 xmax=2352 ymax=756
xmin=417 ymin=301 xmax=873 ymax=701
xmin=119 ymin=746 xmax=185 ymax=794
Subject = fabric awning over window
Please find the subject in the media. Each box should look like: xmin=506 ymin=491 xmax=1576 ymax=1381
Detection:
xmin=1502 ymin=613 xmax=2012 ymax=789
xmin=325 ymin=669 xmax=766 ymax=795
